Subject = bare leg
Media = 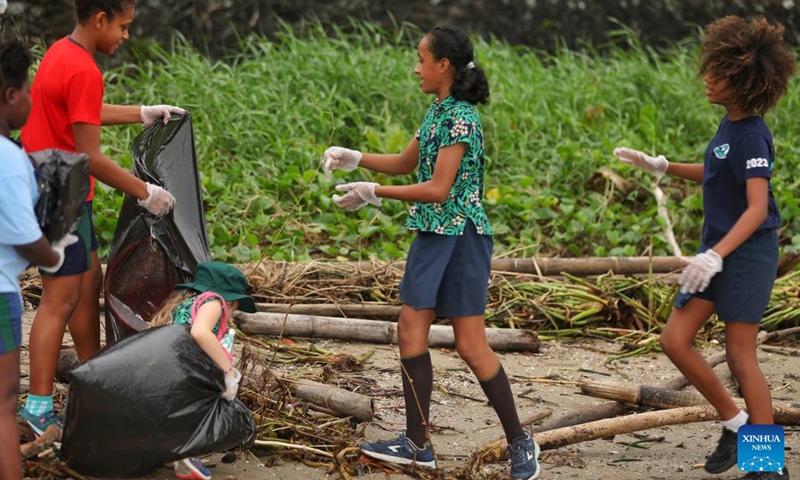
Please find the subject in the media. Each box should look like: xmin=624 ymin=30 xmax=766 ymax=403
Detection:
xmin=725 ymin=321 xmax=773 ymax=424
xmin=28 ymin=274 xmax=82 ymax=397
xmin=451 ymin=314 xmax=499 ymax=379
xmin=659 ymin=298 xmax=740 ymax=420
xmin=0 ymin=349 xmax=22 ymax=480
xmin=397 ymin=305 xmax=434 ymax=358
xmin=67 ymin=251 xmax=102 ymax=361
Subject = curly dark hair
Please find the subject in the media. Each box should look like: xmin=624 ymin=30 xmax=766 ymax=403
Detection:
xmin=0 ymin=40 xmax=32 ymax=90
xmin=74 ymin=0 xmax=136 ymax=23
xmin=700 ymin=16 xmax=797 ymax=116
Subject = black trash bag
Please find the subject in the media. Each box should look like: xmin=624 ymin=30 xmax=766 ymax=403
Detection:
xmin=105 ymin=113 xmax=211 ymax=343
xmin=28 ymin=149 xmax=90 ymax=243
xmin=61 ymin=324 xmax=256 ymax=478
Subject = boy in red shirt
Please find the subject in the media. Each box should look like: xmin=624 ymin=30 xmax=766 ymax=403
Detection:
xmin=19 ymin=0 xmax=184 ymax=434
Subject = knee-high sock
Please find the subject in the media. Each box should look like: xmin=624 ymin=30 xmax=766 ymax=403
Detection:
xmin=479 ymin=365 xmax=525 ymax=442
xmin=401 ymin=351 xmax=433 ymax=447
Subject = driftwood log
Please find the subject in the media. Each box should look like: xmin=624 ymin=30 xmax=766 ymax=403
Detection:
xmin=534 ymin=403 xmax=800 ymax=451
xmin=579 ymin=378 xmax=710 ymax=409
xmin=287 ymin=378 xmax=375 ymax=422
xmin=243 ymin=256 xmax=686 ymax=278
xmin=236 ymin=312 xmax=540 ymax=352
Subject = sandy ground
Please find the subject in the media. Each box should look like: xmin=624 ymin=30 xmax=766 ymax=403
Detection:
xmin=18 ymin=308 xmax=800 ymax=480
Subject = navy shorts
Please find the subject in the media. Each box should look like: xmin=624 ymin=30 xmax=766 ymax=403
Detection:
xmin=40 ymin=201 xmax=98 ymax=277
xmin=0 ymin=292 xmax=23 ymax=354
xmin=399 ymin=220 xmax=492 ymax=318
xmin=674 ymin=230 xmax=778 ymax=323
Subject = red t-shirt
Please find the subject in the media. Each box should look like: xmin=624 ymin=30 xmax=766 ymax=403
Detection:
xmin=21 ymin=37 xmax=103 ymax=201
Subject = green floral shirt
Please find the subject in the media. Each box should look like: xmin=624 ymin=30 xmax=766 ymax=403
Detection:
xmin=406 ymin=95 xmax=492 ymax=236
xmin=172 ymin=294 xmax=235 ymax=356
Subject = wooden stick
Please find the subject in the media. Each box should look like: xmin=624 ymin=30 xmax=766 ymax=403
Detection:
xmin=20 ymin=425 xmax=61 ymax=459
xmin=236 ymin=312 xmax=540 ymax=352
xmin=579 ymin=378 xmax=708 ymax=408
xmin=253 ymin=440 xmax=334 ymax=458
xmin=474 ymin=409 xmax=554 ymax=461
xmin=534 ymin=403 xmax=800 ymax=451
xmin=239 ymin=256 xmax=687 ymax=278
xmin=285 ymin=378 xmax=375 ymax=422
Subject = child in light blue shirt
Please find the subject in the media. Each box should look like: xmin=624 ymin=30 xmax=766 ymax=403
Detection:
xmin=0 ymin=40 xmax=73 ymax=480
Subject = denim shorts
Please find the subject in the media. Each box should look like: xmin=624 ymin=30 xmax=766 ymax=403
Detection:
xmin=0 ymin=292 xmax=23 ymax=354
xmin=674 ymin=230 xmax=778 ymax=323
xmin=399 ymin=220 xmax=492 ymax=318
xmin=40 ymin=201 xmax=98 ymax=277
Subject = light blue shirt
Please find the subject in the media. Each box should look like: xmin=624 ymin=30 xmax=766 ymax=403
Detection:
xmin=0 ymin=137 xmax=42 ymax=295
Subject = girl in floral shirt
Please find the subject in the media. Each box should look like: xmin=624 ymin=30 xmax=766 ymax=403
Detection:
xmin=322 ymin=25 xmax=539 ymax=480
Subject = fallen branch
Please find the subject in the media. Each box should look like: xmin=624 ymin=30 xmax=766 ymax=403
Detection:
xmin=236 ymin=312 xmax=540 ymax=352
xmin=534 ymin=403 xmax=800 ymax=451
xmin=579 ymin=378 xmax=708 ymax=409
xmin=474 ymin=409 xmax=554 ymax=461
xmin=253 ymin=440 xmax=334 ymax=458
xmin=241 ymin=256 xmax=686 ymax=279
xmin=287 ymin=378 xmax=375 ymax=422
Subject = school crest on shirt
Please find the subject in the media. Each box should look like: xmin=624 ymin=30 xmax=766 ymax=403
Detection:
xmin=713 ymin=143 xmax=730 ymax=159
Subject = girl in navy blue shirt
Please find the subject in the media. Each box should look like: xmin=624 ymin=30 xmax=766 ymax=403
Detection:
xmin=615 ymin=16 xmax=796 ymax=480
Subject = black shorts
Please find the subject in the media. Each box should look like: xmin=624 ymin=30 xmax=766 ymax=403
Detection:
xmin=674 ymin=230 xmax=778 ymax=323
xmin=39 ymin=201 xmax=98 ymax=277
xmin=399 ymin=220 xmax=492 ymax=318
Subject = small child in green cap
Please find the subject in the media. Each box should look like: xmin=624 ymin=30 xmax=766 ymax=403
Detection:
xmin=150 ymin=261 xmax=256 ymax=480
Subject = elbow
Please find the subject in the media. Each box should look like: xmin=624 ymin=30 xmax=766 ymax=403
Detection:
xmin=430 ymin=189 xmax=450 ymax=203
xmin=190 ymin=325 xmax=207 ymax=343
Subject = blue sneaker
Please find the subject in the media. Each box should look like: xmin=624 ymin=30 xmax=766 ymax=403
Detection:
xmin=360 ymin=432 xmax=435 ymax=468
xmin=509 ymin=432 xmax=541 ymax=480
xmin=18 ymin=407 xmax=63 ymax=437
xmin=175 ymin=457 xmax=211 ymax=480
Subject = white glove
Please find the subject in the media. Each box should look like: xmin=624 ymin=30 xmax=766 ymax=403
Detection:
xmin=222 ymin=367 xmax=241 ymax=401
xmin=0 ymin=0 xmax=8 ymax=14
xmin=137 ymin=182 xmax=175 ymax=216
xmin=679 ymin=249 xmax=723 ymax=294
xmin=140 ymin=104 xmax=186 ymax=126
xmin=40 ymin=234 xmax=79 ymax=273
xmin=321 ymin=147 xmax=362 ymax=178
xmin=613 ymin=147 xmax=669 ymax=180
xmin=332 ymin=182 xmax=381 ymax=210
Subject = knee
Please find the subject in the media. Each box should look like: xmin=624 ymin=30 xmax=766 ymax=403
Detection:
xmin=659 ymin=330 xmax=686 ymax=356
xmin=40 ymin=292 xmax=80 ymax=318
xmin=455 ymin=339 xmax=489 ymax=366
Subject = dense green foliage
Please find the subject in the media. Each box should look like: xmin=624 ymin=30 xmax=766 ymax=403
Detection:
xmin=50 ymin=23 xmax=800 ymax=263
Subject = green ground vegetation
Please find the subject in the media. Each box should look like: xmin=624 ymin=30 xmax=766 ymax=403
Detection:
xmin=37 ymin=23 xmax=800 ymax=263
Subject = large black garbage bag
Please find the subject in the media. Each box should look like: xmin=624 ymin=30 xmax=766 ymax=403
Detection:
xmin=61 ymin=324 xmax=256 ymax=477
xmin=29 ymin=149 xmax=90 ymax=243
xmin=105 ymin=113 xmax=211 ymax=342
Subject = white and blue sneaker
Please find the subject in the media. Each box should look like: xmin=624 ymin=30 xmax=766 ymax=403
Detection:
xmin=509 ymin=432 xmax=541 ymax=480
xmin=174 ymin=457 xmax=211 ymax=480
xmin=360 ymin=432 xmax=435 ymax=468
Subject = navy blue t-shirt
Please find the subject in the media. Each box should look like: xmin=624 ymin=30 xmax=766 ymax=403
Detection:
xmin=702 ymin=116 xmax=780 ymax=245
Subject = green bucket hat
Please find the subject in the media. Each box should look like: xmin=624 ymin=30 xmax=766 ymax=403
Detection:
xmin=174 ymin=262 xmax=257 ymax=313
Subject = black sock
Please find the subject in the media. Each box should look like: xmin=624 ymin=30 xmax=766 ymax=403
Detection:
xmin=401 ymin=351 xmax=433 ymax=447
xmin=479 ymin=365 xmax=525 ymax=442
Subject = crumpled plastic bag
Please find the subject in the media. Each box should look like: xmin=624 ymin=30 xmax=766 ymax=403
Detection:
xmin=28 ymin=149 xmax=90 ymax=243
xmin=61 ymin=323 xmax=256 ymax=477
xmin=104 ymin=113 xmax=211 ymax=342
